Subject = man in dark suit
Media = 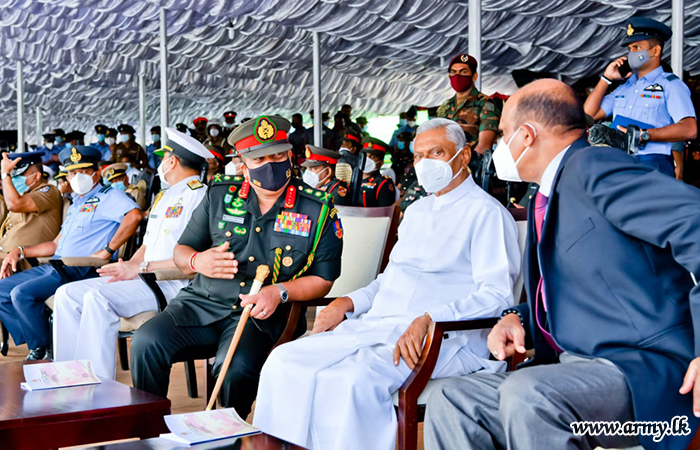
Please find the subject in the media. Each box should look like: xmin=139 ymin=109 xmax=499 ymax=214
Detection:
xmin=424 ymin=79 xmax=700 ymax=450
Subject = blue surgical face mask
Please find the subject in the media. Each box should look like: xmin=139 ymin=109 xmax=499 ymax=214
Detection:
xmin=65 ymin=142 xmax=73 ymax=150
xmin=399 ymin=118 xmax=408 ymax=127
xmin=103 ymin=178 xmax=111 ymax=186
xmin=55 ymin=136 xmax=64 ymax=144
xmin=119 ymin=133 xmax=130 ymax=143
xmin=409 ymin=141 xmax=414 ymax=154
xmin=11 ymin=176 xmax=29 ymax=195
xmin=124 ymin=163 xmax=131 ymax=170
xmin=362 ymin=125 xmax=368 ymax=132
xmin=97 ymin=134 xmax=105 ymax=142
xmin=152 ymin=134 xmax=160 ymax=142
xmin=397 ymin=141 xmax=405 ymax=150
xmin=112 ymin=181 xmax=127 ymax=191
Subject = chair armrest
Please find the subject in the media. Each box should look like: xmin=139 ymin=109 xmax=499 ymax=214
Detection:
xmin=396 ymin=317 xmax=500 ymax=425
xmin=151 ymin=268 xmax=195 ymax=281
xmin=61 ymin=257 xmax=110 ymax=267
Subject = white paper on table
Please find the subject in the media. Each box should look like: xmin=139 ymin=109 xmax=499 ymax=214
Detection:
xmin=160 ymin=408 xmax=261 ymax=445
xmin=20 ymin=360 xmax=101 ymax=391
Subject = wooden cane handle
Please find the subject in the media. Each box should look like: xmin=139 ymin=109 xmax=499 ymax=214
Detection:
xmin=205 ymin=265 xmax=270 ymax=411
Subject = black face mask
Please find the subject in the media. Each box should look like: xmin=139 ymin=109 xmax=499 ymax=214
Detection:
xmin=248 ymin=158 xmax=292 ymax=192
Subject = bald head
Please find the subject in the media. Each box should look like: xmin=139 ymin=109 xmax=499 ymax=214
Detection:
xmin=505 ymin=79 xmax=586 ymax=135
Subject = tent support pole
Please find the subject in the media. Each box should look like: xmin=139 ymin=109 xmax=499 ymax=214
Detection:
xmin=17 ymin=61 xmax=24 ymax=152
xmin=160 ymin=7 xmax=169 ymax=143
xmin=139 ymin=62 xmax=147 ymax=149
xmin=672 ymin=0 xmax=684 ymax=77
xmin=36 ymin=107 xmax=42 ymax=147
xmin=469 ymin=0 xmax=482 ymax=91
xmin=313 ymin=31 xmax=322 ymax=147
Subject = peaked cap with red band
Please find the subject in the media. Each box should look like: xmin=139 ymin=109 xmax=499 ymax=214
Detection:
xmin=301 ymin=145 xmax=341 ymax=168
xmin=343 ymin=127 xmax=363 ymax=144
xmin=227 ymin=114 xmax=292 ymax=159
xmin=362 ymin=137 xmax=390 ymax=157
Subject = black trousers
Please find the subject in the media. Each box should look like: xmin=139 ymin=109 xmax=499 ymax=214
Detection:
xmin=130 ymin=312 xmax=275 ymax=419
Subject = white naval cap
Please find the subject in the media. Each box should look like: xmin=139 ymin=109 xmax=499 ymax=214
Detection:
xmin=155 ymin=127 xmax=214 ymax=164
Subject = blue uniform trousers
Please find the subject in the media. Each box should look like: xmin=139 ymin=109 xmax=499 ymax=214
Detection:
xmin=0 ymin=264 xmax=95 ymax=349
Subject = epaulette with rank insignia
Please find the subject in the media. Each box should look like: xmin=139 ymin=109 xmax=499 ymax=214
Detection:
xmin=99 ymin=185 xmax=112 ymax=194
xmin=664 ymin=73 xmax=680 ymax=82
xmin=187 ymin=179 xmax=204 ymax=190
xmin=297 ymin=183 xmax=333 ymax=204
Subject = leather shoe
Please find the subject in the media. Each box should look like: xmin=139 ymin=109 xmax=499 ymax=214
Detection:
xmin=0 ymin=341 xmax=7 ymax=357
xmin=24 ymin=347 xmax=46 ymax=361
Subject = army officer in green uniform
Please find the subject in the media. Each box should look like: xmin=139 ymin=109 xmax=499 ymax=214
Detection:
xmin=131 ymin=115 xmax=343 ymax=418
xmin=301 ymin=145 xmax=351 ymax=206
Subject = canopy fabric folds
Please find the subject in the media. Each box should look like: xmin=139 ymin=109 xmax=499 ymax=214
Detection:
xmin=0 ymin=0 xmax=698 ymax=142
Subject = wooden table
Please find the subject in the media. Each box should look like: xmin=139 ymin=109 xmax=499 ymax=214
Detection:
xmin=0 ymin=360 xmax=171 ymax=450
xmin=85 ymin=434 xmax=306 ymax=449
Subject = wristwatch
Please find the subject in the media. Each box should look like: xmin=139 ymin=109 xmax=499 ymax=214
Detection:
xmin=103 ymin=244 xmax=116 ymax=256
xmin=139 ymin=261 xmax=149 ymax=273
xmin=500 ymin=308 xmax=524 ymax=326
xmin=1 ymin=173 xmax=8 ymax=180
xmin=276 ymin=284 xmax=289 ymax=304
xmin=639 ymin=129 xmax=650 ymax=148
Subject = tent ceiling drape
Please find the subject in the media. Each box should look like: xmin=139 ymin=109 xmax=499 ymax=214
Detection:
xmin=1 ymin=0 xmax=699 ymax=142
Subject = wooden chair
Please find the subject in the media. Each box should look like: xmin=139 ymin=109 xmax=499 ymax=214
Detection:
xmin=395 ymin=207 xmax=529 ymax=450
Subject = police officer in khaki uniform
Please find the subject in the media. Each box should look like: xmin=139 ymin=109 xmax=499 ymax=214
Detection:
xmin=101 ymin=163 xmax=148 ymax=210
xmin=359 ymin=137 xmax=397 ymax=207
xmin=131 ymin=115 xmax=343 ymax=418
xmin=301 ymin=145 xmax=351 ymax=206
xmin=0 ymin=152 xmax=62 ymax=272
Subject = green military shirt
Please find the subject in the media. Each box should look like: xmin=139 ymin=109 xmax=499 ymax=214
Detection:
xmin=166 ymin=175 xmax=343 ymax=335
xmin=437 ymin=87 xmax=500 ymax=146
xmin=398 ymin=180 xmax=428 ymax=213
xmin=321 ymin=177 xmax=351 ymax=206
xmin=360 ymin=173 xmax=396 ymax=207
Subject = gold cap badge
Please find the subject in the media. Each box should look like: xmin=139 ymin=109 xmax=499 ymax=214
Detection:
xmin=70 ymin=148 xmax=81 ymax=162
xmin=460 ymin=55 xmax=469 ymax=62
xmin=627 ymin=24 xmax=634 ymax=36
xmin=254 ymin=117 xmax=276 ymax=143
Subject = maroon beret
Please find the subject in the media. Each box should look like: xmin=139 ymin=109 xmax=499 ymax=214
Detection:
xmin=448 ymin=54 xmax=478 ymax=73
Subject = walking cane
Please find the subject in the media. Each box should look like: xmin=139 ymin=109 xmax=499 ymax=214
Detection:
xmin=205 ymin=264 xmax=270 ymax=411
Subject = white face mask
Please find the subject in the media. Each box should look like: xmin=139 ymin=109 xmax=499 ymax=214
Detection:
xmin=157 ymin=156 xmax=172 ymax=187
xmin=492 ymin=123 xmax=537 ymax=183
xmin=415 ymin=146 xmax=464 ymax=193
xmin=69 ymin=172 xmax=96 ymax=196
xmin=362 ymin=157 xmax=377 ymax=173
xmin=224 ymin=122 xmax=234 ymax=128
xmin=118 ymin=134 xmax=130 ymax=143
xmin=105 ymin=137 xmax=116 ymax=146
xmin=224 ymin=161 xmax=242 ymax=176
xmin=209 ymin=128 xmax=220 ymax=137
xmin=302 ymin=167 xmax=328 ymax=188
xmin=45 ymin=142 xmax=53 ymax=150
xmin=407 ymin=120 xmax=416 ymax=127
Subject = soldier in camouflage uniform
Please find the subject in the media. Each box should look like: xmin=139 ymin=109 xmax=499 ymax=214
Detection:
xmin=437 ymin=53 xmax=500 ymax=156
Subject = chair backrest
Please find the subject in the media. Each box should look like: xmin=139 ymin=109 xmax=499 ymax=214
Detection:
xmin=508 ymin=208 xmax=528 ymax=304
xmin=326 ymin=204 xmax=400 ymax=298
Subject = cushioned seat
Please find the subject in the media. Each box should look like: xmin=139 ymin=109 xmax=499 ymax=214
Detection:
xmin=119 ymin=311 xmax=158 ymax=333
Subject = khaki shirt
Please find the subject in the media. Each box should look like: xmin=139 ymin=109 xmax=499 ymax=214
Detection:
xmin=0 ymin=195 xmax=7 ymax=225
xmin=126 ymin=179 xmax=148 ymax=211
xmin=0 ymin=183 xmax=62 ymax=271
xmin=110 ymin=142 xmax=148 ymax=167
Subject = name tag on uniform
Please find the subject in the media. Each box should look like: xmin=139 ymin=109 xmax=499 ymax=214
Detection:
xmin=222 ymin=214 xmax=245 ymax=224
xmin=274 ymin=211 xmax=311 ymax=237
xmin=165 ymin=205 xmax=183 ymax=219
xmin=80 ymin=204 xmax=97 ymax=213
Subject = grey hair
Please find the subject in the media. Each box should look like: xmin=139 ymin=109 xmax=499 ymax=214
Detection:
xmin=415 ymin=118 xmax=466 ymax=151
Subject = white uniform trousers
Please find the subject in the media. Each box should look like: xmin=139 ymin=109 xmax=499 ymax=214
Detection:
xmin=53 ymin=276 xmax=187 ymax=379
xmin=253 ymin=324 xmax=485 ymax=450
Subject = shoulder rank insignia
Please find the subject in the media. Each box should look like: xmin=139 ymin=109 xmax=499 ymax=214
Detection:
xmin=284 ymin=185 xmax=297 ymax=208
xmin=213 ymin=173 xmax=223 ymax=183
xmin=188 ymin=179 xmax=203 ymax=190
xmin=239 ymin=180 xmax=250 ymax=199
xmin=664 ymin=73 xmax=680 ymax=81
xmin=330 ymin=207 xmax=338 ymax=219
xmin=39 ymin=186 xmax=50 ymax=193
xmin=233 ymin=176 xmax=244 ymax=182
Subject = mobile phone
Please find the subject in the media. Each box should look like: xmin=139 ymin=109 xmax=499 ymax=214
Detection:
xmin=618 ymin=60 xmax=632 ymax=78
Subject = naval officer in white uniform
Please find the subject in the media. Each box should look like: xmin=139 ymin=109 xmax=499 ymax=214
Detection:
xmin=52 ymin=129 xmax=212 ymax=379
xmin=253 ymin=118 xmax=521 ymax=450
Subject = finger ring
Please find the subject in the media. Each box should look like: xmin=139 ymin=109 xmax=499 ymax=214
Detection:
xmin=262 ymin=310 xmax=267 ymax=316
xmin=492 ymin=351 xmax=498 ymax=359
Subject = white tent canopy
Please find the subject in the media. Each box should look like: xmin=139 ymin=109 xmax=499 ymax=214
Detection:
xmin=1 ymin=0 xmax=698 ymax=144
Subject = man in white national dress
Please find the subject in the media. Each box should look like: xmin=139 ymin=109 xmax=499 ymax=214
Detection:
xmin=253 ymin=118 xmax=521 ymax=450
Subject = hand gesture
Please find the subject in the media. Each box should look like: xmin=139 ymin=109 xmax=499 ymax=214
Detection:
xmin=604 ymin=57 xmax=631 ymax=81
xmin=1 ymin=153 xmax=20 ymax=176
xmin=393 ymin=314 xmax=432 ymax=369
xmin=97 ymin=258 xmax=139 ymax=283
xmin=487 ymin=313 xmax=527 ymax=361
xmin=311 ymin=298 xmax=348 ymax=335
xmin=240 ymin=285 xmax=280 ymax=320
xmin=192 ymin=241 xmax=238 ymax=279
